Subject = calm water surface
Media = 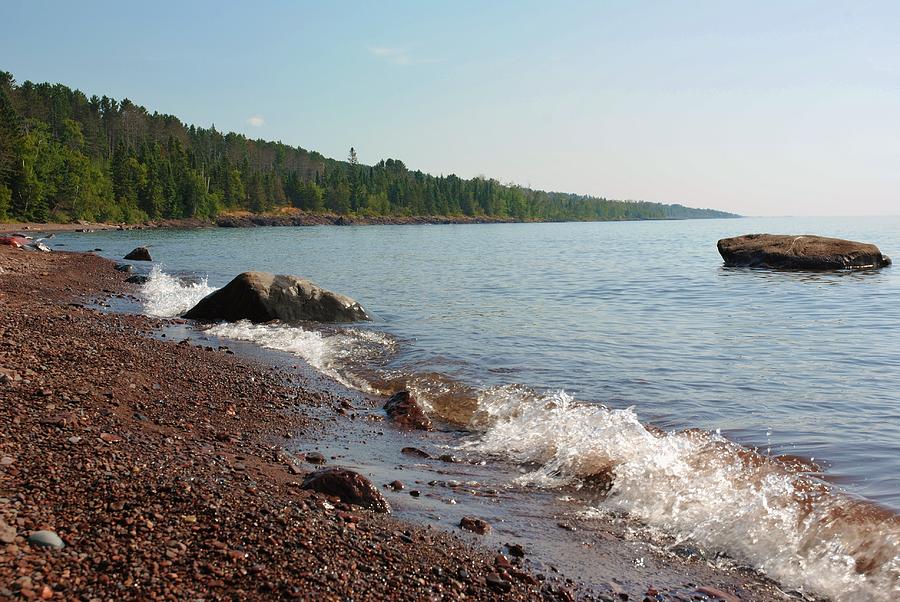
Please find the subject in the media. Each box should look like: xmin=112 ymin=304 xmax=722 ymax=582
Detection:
xmin=56 ymin=216 xmax=900 ymax=509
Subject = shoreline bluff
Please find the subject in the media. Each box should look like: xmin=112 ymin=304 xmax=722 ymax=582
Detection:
xmin=0 ymin=246 xmax=802 ymax=601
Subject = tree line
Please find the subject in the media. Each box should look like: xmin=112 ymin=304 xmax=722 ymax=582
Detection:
xmin=0 ymin=70 xmax=736 ymax=223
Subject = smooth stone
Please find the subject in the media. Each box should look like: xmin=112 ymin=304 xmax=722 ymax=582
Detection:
xmin=183 ymin=271 xmax=369 ymax=323
xmin=124 ymin=246 xmax=152 ymax=261
xmin=27 ymin=530 xmax=64 ymax=549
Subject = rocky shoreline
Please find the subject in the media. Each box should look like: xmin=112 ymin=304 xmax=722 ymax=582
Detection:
xmin=0 ymin=246 xmax=816 ymax=601
xmin=1 ymin=211 xmax=524 ymax=236
xmin=0 ymin=247 xmax=556 ymax=600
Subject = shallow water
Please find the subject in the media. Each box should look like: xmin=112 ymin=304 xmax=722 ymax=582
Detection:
xmin=53 ymin=216 xmax=900 ymax=600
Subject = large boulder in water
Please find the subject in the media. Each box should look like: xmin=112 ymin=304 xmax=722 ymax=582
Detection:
xmin=124 ymin=246 xmax=152 ymax=261
xmin=718 ymin=234 xmax=892 ymax=270
xmin=183 ymin=271 xmax=369 ymax=323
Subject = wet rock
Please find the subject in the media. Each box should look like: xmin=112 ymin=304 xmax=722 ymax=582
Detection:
xmin=696 ymin=586 xmax=740 ymax=602
xmin=459 ymin=516 xmax=490 ymax=534
xmin=301 ymin=467 xmax=390 ymax=513
xmin=485 ymin=572 xmax=511 ymax=593
xmin=438 ymin=453 xmax=459 ymax=463
xmin=389 ymin=480 xmax=404 ymax=491
xmin=543 ymin=583 xmax=576 ymax=602
xmin=505 ymin=542 xmax=525 ymax=557
xmin=124 ymin=246 xmax=152 ymax=261
xmin=717 ymin=234 xmax=892 ymax=270
xmin=183 ymin=272 xmax=370 ymax=323
xmin=305 ymin=451 xmax=326 ymax=465
xmin=409 ymin=490 xmax=420 ymax=497
xmin=401 ymin=447 xmax=431 ymax=458
xmin=581 ymin=469 xmax=614 ymax=493
xmin=126 ymin=274 xmax=150 ymax=284
xmin=114 ymin=263 xmax=133 ymax=272
xmin=383 ymin=391 xmax=432 ymax=431
xmin=27 ymin=530 xmax=64 ymax=549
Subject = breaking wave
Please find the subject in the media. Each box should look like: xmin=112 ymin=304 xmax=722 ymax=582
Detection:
xmin=139 ymin=267 xmax=900 ymax=600
xmin=205 ymin=320 xmax=397 ymax=392
xmin=461 ymin=387 xmax=900 ymax=601
xmin=141 ymin=266 xmax=217 ymax=317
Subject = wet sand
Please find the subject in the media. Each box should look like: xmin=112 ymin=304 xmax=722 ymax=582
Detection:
xmin=0 ymin=246 xmax=803 ymax=601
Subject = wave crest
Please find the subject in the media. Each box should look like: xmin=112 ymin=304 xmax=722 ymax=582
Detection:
xmin=463 ymin=387 xmax=900 ymax=600
xmin=141 ymin=266 xmax=216 ymax=317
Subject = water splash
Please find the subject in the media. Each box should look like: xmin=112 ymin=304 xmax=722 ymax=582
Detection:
xmin=463 ymin=387 xmax=900 ymax=601
xmin=141 ymin=266 xmax=216 ymax=317
xmin=205 ymin=320 xmax=396 ymax=392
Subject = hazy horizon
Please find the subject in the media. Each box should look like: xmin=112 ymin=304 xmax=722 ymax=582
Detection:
xmin=3 ymin=1 xmax=898 ymax=216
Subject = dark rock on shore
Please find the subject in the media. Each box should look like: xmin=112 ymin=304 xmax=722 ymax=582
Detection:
xmin=183 ymin=271 xmax=370 ymax=323
xmin=459 ymin=516 xmax=491 ymax=534
xmin=126 ymin=274 xmax=150 ymax=284
xmin=401 ymin=446 xmax=431 ymax=458
xmin=718 ymin=234 xmax=892 ymax=270
xmin=301 ymin=467 xmax=391 ymax=513
xmin=124 ymin=246 xmax=152 ymax=261
xmin=304 ymin=451 xmax=326 ymax=465
xmin=383 ymin=391 xmax=433 ymax=430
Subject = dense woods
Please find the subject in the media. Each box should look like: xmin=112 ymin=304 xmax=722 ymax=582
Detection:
xmin=0 ymin=71 xmax=736 ymax=224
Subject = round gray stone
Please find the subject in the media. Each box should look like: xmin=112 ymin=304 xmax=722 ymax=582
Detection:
xmin=27 ymin=530 xmax=64 ymax=549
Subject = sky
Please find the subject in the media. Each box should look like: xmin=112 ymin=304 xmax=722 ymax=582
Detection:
xmin=2 ymin=0 xmax=899 ymax=216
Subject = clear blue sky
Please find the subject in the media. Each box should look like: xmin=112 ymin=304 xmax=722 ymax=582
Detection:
xmin=3 ymin=0 xmax=899 ymax=216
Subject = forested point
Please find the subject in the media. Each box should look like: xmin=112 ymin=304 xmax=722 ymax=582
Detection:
xmin=0 ymin=70 xmax=738 ymax=224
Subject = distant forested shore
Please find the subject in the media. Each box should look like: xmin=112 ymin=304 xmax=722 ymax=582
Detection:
xmin=0 ymin=70 xmax=737 ymax=224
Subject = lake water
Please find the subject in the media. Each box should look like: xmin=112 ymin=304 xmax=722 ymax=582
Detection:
xmin=53 ymin=216 xmax=900 ymax=600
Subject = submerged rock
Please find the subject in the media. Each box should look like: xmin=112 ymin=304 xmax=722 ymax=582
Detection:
xmin=717 ymin=234 xmax=892 ymax=270
xmin=459 ymin=516 xmax=491 ymax=534
xmin=125 ymin=274 xmax=149 ymax=284
xmin=401 ymin=447 xmax=431 ymax=458
xmin=301 ymin=467 xmax=390 ymax=513
xmin=183 ymin=272 xmax=369 ymax=323
xmin=124 ymin=246 xmax=152 ymax=261
xmin=383 ymin=391 xmax=432 ymax=431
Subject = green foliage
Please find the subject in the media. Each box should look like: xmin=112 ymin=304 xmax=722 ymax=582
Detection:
xmin=0 ymin=183 xmax=10 ymax=220
xmin=0 ymin=69 xmax=738 ymax=224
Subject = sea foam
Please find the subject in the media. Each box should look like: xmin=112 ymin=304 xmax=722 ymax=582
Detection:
xmin=205 ymin=320 xmax=395 ymax=392
xmin=141 ymin=266 xmax=217 ymax=317
xmin=463 ymin=387 xmax=900 ymax=601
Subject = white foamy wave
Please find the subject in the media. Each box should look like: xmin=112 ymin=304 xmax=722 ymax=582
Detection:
xmin=464 ymin=388 xmax=900 ymax=601
xmin=205 ymin=321 xmax=394 ymax=392
xmin=141 ymin=266 xmax=217 ymax=317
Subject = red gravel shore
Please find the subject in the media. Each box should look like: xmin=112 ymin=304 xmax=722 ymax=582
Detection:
xmin=0 ymin=247 xmax=559 ymax=601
